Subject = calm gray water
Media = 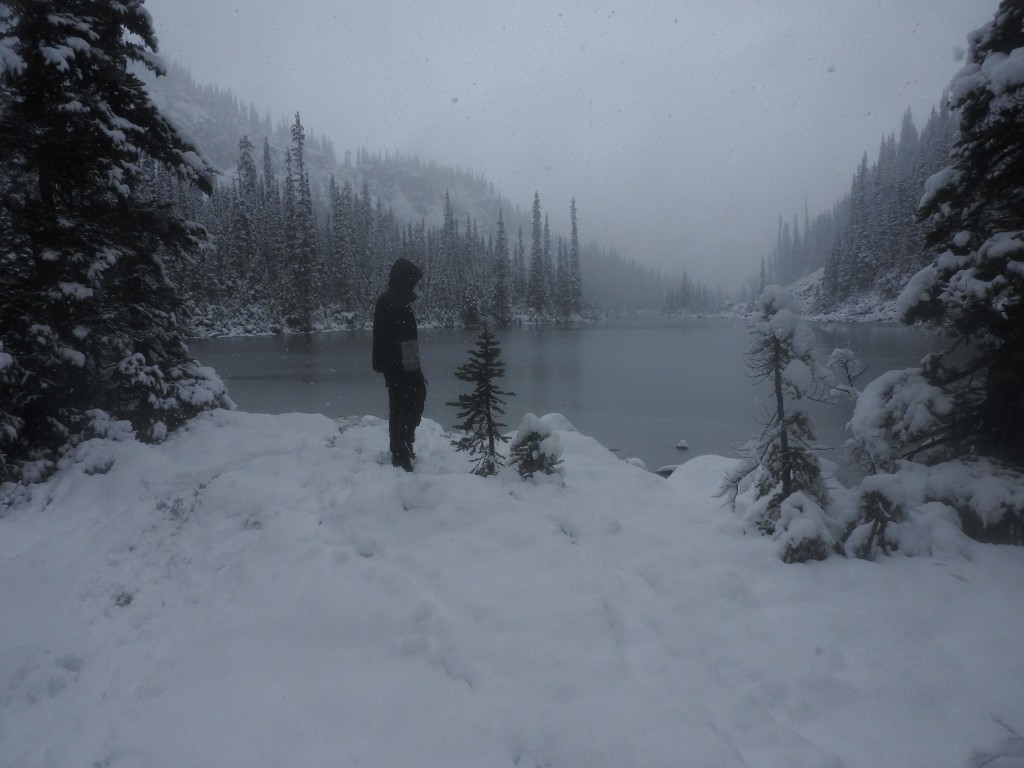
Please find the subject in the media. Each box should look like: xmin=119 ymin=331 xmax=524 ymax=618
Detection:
xmin=189 ymin=318 xmax=946 ymax=476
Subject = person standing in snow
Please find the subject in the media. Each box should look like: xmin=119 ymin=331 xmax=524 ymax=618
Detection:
xmin=372 ymin=258 xmax=427 ymax=471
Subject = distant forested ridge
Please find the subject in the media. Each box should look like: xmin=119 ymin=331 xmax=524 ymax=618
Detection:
xmin=760 ymin=99 xmax=956 ymax=313
xmin=660 ymin=269 xmax=728 ymax=316
xmin=142 ymin=65 xmax=677 ymax=334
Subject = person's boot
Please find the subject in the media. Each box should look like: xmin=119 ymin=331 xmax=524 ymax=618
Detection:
xmin=405 ymin=440 xmax=416 ymax=459
xmin=391 ymin=453 xmax=413 ymax=472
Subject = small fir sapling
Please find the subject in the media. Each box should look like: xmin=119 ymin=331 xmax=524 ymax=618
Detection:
xmin=720 ymin=287 xmax=830 ymax=512
xmin=775 ymin=492 xmax=835 ymax=564
xmin=447 ymin=327 xmax=515 ymax=477
xmin=509 ymin=413 xmax=564 ymax=480
xmin=720 ymin=286 xmax=850 ymax=562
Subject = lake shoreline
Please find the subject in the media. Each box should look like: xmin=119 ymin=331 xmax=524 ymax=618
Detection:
xmin=190 ymin=319 xmax=944 ymax=480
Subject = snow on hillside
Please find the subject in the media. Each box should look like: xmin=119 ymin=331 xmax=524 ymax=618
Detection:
xmin=722 ymin=271 xmax=903 ymax=325
xmin=790 ymin=269 xmax=901 ymax=323
xmin=2 ymin=411 xmax=1022 ymax=768
xmin=143 ymin=65 xmax=520 ymax=248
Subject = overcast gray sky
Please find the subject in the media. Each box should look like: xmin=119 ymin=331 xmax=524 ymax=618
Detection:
xmin=146 ymin=0 xmax=998 ymax=287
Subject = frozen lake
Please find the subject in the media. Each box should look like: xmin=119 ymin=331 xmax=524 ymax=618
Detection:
xmin=190 ymin=318 xmax=946 ymax=476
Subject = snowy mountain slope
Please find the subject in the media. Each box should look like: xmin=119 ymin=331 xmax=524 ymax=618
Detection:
xmin=142 ymin=65 xmax=523 ymax=246
xmin=141 ymin=66 xmax=673 ymax=315
xmin=789 ymin=268 xmax=901 ymax=323
xmin=1 ymin=411 xmax=1022 ymax=767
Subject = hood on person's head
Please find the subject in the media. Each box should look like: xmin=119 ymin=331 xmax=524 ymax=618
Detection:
xmin=389 ymin=258 xmax=423 ymax=296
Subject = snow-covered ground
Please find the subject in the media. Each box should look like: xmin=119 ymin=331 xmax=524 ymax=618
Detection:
xmin=2 ymin=411 xmax=1022 ymax=768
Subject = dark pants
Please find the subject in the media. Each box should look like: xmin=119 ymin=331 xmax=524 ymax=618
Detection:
xmin=385 ymin=370 xmax=426 ymax=457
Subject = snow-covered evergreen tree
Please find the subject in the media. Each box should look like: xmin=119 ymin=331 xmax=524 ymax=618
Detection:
xmin=0 ymin=0 xmax=230 ymax=483
xmin=902 ymin=0 xmax=1024 ymax=468
xmin=328 ymin=176 xmax=355 ymax=309
xmin=288 ymin=113 xmax=316 ymax=332
xmin=510 ymin=413 xmax=564 ymax=480
xmin=720 ymin=287 xmax=833 ymax=560
xmin=490 ymin=211 xmax=512 ymax=327
xmin=840 ymin=2 xmax=1024 ymax=553
xmin=217 ymin=136 xmax=262 ymax=307
xmin=527 ymin=192 xmax=547 ymax=315
xmin=568 ymin=198 xmax=583 ymax=315
xmin=542 ymin=213 xmax=554 ymax=309
xmin=513 ymin=227 xmax=527 ymax=308
xmin=555 ymin=237 xmax=570 ymax=319
xmin=258 ymin=137 xmax=284 ymax=297
xmin=448 ymin=328 xmax=515 ymax=477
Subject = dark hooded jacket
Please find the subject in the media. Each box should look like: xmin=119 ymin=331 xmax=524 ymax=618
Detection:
xmin=372 ymin=258 xmax=424 ymax=375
